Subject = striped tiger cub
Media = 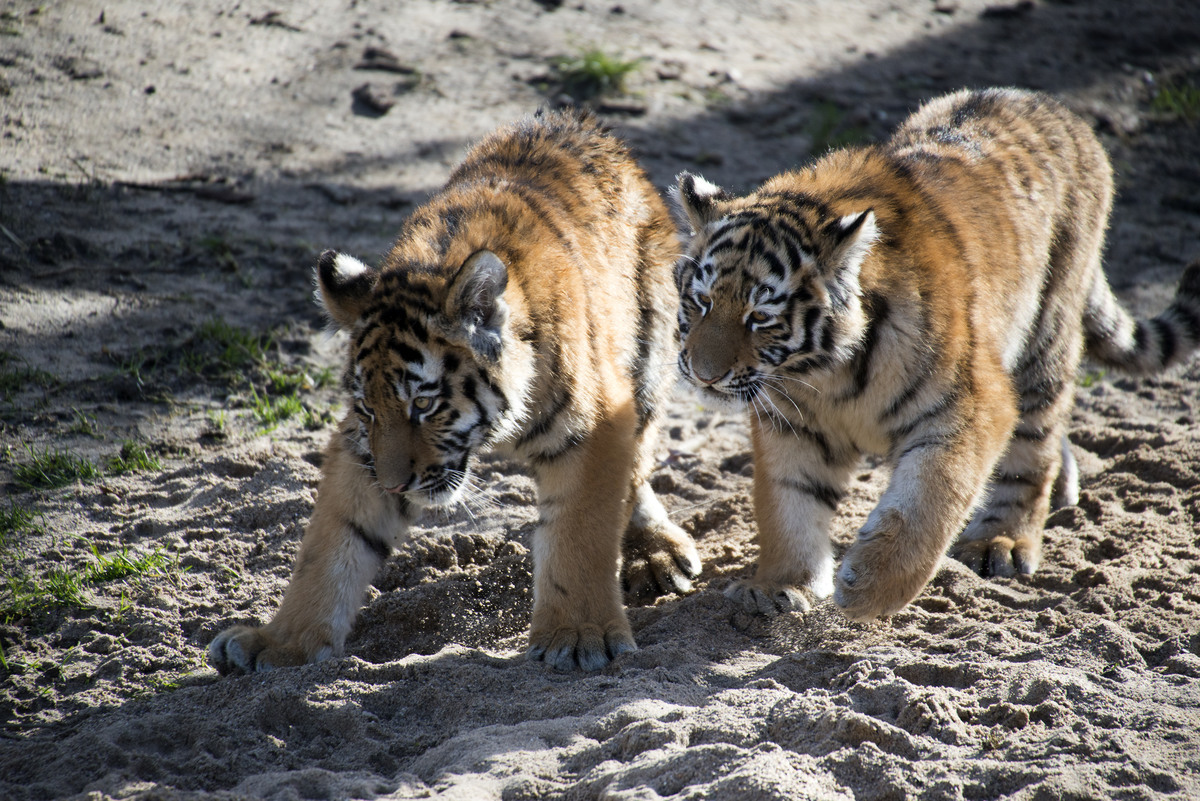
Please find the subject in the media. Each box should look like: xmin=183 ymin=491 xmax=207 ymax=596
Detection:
xmin=209 ymin=109 xmax=700 ymax=673
xmin=670 ymin=87 xmax=1200 ymax=622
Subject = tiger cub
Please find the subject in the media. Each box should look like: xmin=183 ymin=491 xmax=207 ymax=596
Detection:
xmin=671 ymin=87 xmax=1200 ymax=622
xmin=209 ymin=109 xmax=700 ymax=673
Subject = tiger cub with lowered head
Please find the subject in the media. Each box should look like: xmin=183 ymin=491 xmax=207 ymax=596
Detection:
xmin=671 ymin=88 xmax=1200 ymax=622
xmin=209 ymin=109 xmax=700 ymax=673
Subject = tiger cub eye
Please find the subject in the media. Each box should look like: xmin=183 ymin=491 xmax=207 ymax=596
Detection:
xmin=413 ymin=396 xmax=432 ymax=410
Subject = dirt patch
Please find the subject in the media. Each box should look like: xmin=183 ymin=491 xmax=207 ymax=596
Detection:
xmin=2 ymin=1 xmax=1199 ymax=798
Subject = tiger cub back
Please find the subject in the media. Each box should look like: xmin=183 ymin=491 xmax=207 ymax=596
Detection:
xmin=209 ymin=109 xmax=700 ymax=674
xmin=671 ymin=88 xmax=1200 ymax=621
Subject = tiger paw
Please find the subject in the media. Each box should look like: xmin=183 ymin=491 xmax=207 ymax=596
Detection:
xmin=623 ymin=520 xmax=702 ymax=601
xmin=724 ymin=578 xmax=816 ymax=617
xmin=952 ymin=533 xmax=1041 ymax=578
xmin=833 ymin=540 xmax=929 ymax=623
xmin=208 ymin=624 xmax=329 ymax=675
xmin=526 ymin=619 xmax=636 ymax=672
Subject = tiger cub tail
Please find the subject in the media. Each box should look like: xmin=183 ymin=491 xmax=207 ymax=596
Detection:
xmin=1083 ymin=260 xmax=1200 ymax=374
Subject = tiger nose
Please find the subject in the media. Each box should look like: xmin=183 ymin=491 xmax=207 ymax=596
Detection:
xmin=384 ymin=478 xmax=411 ymax=494
xmin=687 ymin=353 xmax=728 ymax=385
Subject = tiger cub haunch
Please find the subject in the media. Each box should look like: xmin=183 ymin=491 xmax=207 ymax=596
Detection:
xmin=209 ymin=109 xmax=700 ymax=674
xmin=671 ymin=87 xmax=1200 ymax=622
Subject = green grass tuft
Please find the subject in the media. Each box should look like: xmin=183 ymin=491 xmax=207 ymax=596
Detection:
xmin=68 ymin=407 xmax=100 ymax=437
xmin=12 ymin=445 xmax=102 ymax=490
xmin=806 ymin=101 xmax=871 ymax=154
xmin=551 ymin=47 xmax=641 ymax=99
xmin=85 ymin=543 xmax=172 ymax=584
xmin=1 ymin=545 xmax=173 ymax=624
xmin=0 ymin=501 xmax=42 ymax=549
xmin=1151 ymin=79 xmax=1200 ymax=122
xmin=250 ymin=386 xmax=304 ymax=429
xmin=0 ymin=351 xmax=57 ymax=400
xmin=195 ymin=318 xmax=273 ymax=373
xmin=106 ymin=441 xmax=162 ymax=475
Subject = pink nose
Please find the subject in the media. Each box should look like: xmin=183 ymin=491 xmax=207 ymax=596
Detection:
xmin=690 ymin=361 xmax=726 ymax=385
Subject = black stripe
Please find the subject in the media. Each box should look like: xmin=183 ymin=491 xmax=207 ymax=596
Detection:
xmin=631 ymin=243 xmax=659 ymax=435
xmin=760 ymin=247 xmax=787 ymax=278
xmin=883 ymin=155 xmax=969 ymax=266
xmin=349 ymin=522 xmax=390 ymax=562
xmin=530 ymin=431 xmax=587 ymax=465
xmin=776 ymin=477 xmax=844 ymax=511
xmin=843 ymin=293 xmax=889 ymax=400
xmin=1017 ymin=376 xmax=1066 ymax=414
xmin=895 ymin=434 xmax=952 ymax=461
xmin=706 ymin=234 xmax=743 ymax=257
xmin=796 ymin=423 xmax=836 ymax=465
xmin=882 ymin=369 xmax=931 ymax=421
xmin=1012 ymin=425 xmax=1049 ymax=441
xmin=392 ymin=339 xmax=424 ymax=366
xmin=1133 ymin=321 xmax=1149 ymax=357
xmin=995 ymin=472 xmax=1038 ymax=487
xmin=773 ymin=217 xmax=817 ymax=257
xmin=819 ymin=318 xmax=835 ymax=353
xmin=888 ymin=389 xmax=958 ymax=440
xmin=1171 ymin=304 xmax=1200 ymax=342
xmin=801 ymin=306 xmax=821 ymax=352
xmin=1150 ymin=317 xmax=1177 ymax=365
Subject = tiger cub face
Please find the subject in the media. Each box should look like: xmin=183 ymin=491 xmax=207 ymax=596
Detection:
xmin=671 ymin=173 xmax=878 ymax=410
xmin=315 ymin=248 xmax=526 ymax=508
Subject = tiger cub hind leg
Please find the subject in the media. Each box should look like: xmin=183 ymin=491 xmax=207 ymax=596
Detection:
xmin=621 ymin=418 xmax=702 ymax=601
xmin=623 ymin=481 xmax=702 ymax=600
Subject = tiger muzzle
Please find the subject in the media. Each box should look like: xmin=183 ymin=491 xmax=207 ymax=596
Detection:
xmin=686 ymin=320 xmax=741 ymax=387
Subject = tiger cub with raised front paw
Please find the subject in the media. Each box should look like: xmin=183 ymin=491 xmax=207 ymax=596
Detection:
xmin=670 ymin=87 xmax=1200 ymax=622
xmin=209 ymin=109 xmax=700 ymax=674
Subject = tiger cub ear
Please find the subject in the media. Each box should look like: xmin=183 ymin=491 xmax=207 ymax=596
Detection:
xmin=447 ymin=249 xmax=509 ymax=362
xmin=315 ymin=250 xmax=379 ymax=329
xmin=671 ymin=172 xmax=730 ymax=232
xmin=824 ymin=210 xmax=879 ymax=283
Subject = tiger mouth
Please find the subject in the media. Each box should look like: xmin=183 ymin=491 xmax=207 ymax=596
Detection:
xmin=689 ymin=377 xmax=759 ymax=409
xmin=371 ymin=461 xmax=470 ymax=509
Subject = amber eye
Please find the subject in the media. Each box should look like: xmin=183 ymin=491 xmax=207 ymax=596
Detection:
xmin=696 ymin=292 xmax=712 ymax=307
xmin=413 ymin=396 xmax=432 ymax=411
xmin=748 ymin=310 xmax=772 ymax=325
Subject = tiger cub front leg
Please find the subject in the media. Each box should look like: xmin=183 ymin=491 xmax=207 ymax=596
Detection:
xmin=835 ymin=436 xmax=999 ymax=621
xmin=732 ymin=418 xmax=854 ymax=616
xmin=527 ymin=418 xmax=639 ymax=671
xmin=208 ymin=423 xmax=408 ymax=674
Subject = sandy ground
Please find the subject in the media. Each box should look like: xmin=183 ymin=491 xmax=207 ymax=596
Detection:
xmin=2 ymin=1 xmax=1200 ymax=798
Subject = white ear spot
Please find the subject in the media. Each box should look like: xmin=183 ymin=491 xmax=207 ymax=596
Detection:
xmin=839 ymin=211 xmax=878 ymax=243
xmin=688 ymin=174 xmax=725 ymax=201
xmin=333 ymin=253 xmax=370 ymax=279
